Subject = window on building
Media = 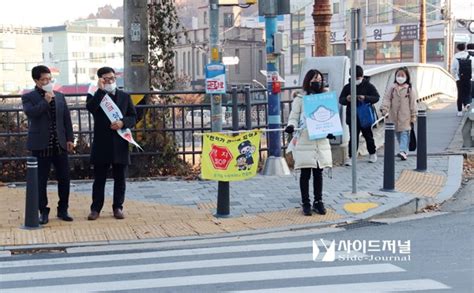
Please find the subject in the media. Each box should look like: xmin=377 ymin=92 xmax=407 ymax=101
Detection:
xmin=49 ymin=52 xmax=53 ymax=59
xmin=182 ymin=52 xmax=186 ymax=75
xmin=367 ymin=0 xmax=390 ymax=24
xmin=3 ymin=81 xmax=16 ymax=92
xmin=427 ymin=39 xmax=444 ymax=62
xmin=427 ymin=0 xmax=442 ymax=21
xmin=202 ymin=53 xmax=207 ymax=75
xmin=48 ymin=36 xmax=53 ymax=42
xmin=1 ymin=38 xmax=15 ymax=49
xmin=174 ymin=54 xmax=179 ymax=75
xmin=224 ymin=13 xmax=234 ymax=28
xmin=393 ymin=0 xmax=419 ymax=24
xmin=258 ymin=50 xmax=263 ymax=70
xmin=203 ymin=11 xmax=208 ymax=25
xmin=333 ymin=2 xmax=340 ymax=14
xmin=290 ymin=9 xmax=305 ymax=74
xmin=3 ymin=63 xmax=14 ymax=71
xmin=364 ymin=41 xmax=414 ymax=64
xmin=332 ymin=44 xmax=347 ymax=56
xmin=25 ymin=63 xmax=35 ymax=71
xmin=235 ymin=49 xmax=240 ymax=74
xmin=196 ymin=51 xmax=200 ymax=76
xmin=187 ymin=51 xmax=191 ymax=76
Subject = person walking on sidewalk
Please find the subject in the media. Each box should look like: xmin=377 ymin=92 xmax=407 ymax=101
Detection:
xmin=467 ymin=43 xmax=474 ymax=102
xmin=86 ymin=67 xmax=137 ymax=220
xmin=380 ymin=67 xmax=418 ymax=161
xmin=285 ymin=69 xmax=333 ymax=216
xmin=21 ymin=65 xmax=74 ymax=224
xmin=451 ymin=43 xmax=472 ymax=116
xmin=339 ymin=65 xmax=380 ymax=166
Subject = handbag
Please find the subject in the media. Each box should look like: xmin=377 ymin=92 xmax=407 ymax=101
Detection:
xmin=357 ymin=101 xmax=376 ymax=128
xmin=409 ymin=123 xmax=417 ymax=151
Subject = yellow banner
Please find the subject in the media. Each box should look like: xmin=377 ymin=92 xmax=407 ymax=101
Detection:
xmin=201 ymin=130 xmax=261 ymax=182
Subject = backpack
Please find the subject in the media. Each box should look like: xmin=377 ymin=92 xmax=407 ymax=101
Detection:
xmin=457 ymin=55 xmax=472 ymax=80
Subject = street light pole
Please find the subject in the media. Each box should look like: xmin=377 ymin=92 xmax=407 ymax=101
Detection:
xmin=419 ymin=0 xmax=427 ymax=63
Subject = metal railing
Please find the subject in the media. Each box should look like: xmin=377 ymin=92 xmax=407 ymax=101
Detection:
xmin=0 ymin=87 xmax=300 ymax=168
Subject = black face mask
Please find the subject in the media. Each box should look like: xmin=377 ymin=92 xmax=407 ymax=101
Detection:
xmin=310 ymin=81 xmax=322 ymax=92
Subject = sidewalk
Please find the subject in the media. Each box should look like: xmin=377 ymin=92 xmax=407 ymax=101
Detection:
xmin=0 ymin=98 xmax=467 ymax=249
xmin=0 ymin=153 xmax=462 ymax=248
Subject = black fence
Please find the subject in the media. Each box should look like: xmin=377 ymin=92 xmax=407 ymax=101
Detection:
xmin=0 ymin=87 xmax=300 ymax=179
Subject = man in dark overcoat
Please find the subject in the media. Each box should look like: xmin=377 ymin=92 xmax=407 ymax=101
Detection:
xmin=86 ymin=67 xmax=137 ymax=220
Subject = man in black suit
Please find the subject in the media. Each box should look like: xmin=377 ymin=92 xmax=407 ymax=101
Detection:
xmin=86 ymin=67 xmax=137 ymax=220
xmin=22 ymin=65 xmax=74 ymax=224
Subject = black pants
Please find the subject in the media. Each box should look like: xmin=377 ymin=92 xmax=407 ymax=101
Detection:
xmin=456 ymin=80 xmax=472 ymax=111
xmin=300 ymin=167 xmax=323 ymax=205
xmin=347 ymin=122 xmax=376 ymax=158
xmin=91 ymin=163 xmax=127 ymax=213
xmin=33 ymin=151 xmax=70 ymax=213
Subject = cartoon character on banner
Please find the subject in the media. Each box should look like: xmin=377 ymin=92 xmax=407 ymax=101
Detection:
xmin=236 ymin=140 xmax=256 ymax=170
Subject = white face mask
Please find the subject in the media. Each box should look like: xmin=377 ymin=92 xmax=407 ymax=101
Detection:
xmin=355 ymin=79 xmax=363 ymax=85
xmin=104 ymin=82 xmax=117 ymax=93
xmin=42 ymin=82 xmax=54 ymax=93
xmin=396 ymin=76 xmax=406 ymax=84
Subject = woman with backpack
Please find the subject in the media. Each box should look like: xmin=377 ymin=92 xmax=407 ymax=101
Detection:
xmin=284 ymin=69 xmax=333 ymax=216
xmin=380 ymin=67 xmax=418 ymax=160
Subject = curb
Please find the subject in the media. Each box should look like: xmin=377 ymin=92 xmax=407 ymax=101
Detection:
xmin=0 ymin=156 xmax=464 ymax=254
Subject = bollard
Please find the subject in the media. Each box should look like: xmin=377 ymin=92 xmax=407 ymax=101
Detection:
xmin=244 ymin=85 xmax=252 ymax=130
xmin=24 ymin=157 xmax=40 ymax=229
xmin=416 ymin=110 xmax=427 ymax=171
xmin=216 ymin=86 xmax=238 ymax=217
xmin=383 ymin=123 xmax=395 ymax=191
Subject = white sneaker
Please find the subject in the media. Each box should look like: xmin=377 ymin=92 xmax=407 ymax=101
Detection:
xmin=344 ymin=158 xmax=352 ymax=166
xmin=369 ymin=154 xmax=377 ymax=163
xmin=457 ymin=111 xmax=463 ymax=117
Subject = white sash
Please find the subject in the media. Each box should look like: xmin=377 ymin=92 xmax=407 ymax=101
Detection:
xmin=99 ymin=93 xmax=143 ymax=151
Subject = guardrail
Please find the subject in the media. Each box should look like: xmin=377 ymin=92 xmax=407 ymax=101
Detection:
xmin=0 ymin=87 xmax=300 ymax=180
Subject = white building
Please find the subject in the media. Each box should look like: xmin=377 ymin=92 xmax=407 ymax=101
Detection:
xmin=0 ymin=25 xmax=42 ymax=94
xmin=42 ymin=19 xmax=123 ymax=86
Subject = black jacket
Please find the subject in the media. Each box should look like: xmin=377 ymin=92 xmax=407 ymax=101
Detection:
xmin=86 ymin=89 xmax=137 ymax=165
xmin=22 ymin=90 xmax=73 ymax=151
xmin=339 ymin=77 xmax=380 ymax=125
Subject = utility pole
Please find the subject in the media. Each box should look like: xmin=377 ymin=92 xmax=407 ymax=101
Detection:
xmin=312 ymin=0 xmax=333 ymax=56
xmin=208 ymin=0 xmax=228 ymax=217
xmin=419 ymin=0 xmax=427 ymax=63
xmin=444 ymin=0 xmax=453 ymax=70
xmin=123 ymin=0 xmax=149 ymax=92
xmin=349 ymin=8 xmax=363 ymax=194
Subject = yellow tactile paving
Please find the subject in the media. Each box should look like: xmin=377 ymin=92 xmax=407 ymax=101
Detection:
xmin=197 ymin=202 xmax=217 ymax=210
xmin=344 ymin=202 xmax=379 ymax=214
xmin=0 ymin=186 xmax=345 ymax=246
xmin=395 ymin=170 xmax=446 ymax=197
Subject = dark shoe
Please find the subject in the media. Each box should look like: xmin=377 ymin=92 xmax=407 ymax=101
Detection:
xmin=113 ymin=208 xmax=125 ymax=220
xmin=302 ymin=204 xmax=312 ymax=216
xmin=313 ymin=201 xmax=327 ymax=215
xmin=87 ymin=211 xmax=100 ymax=221
xmin=57 ymin=211 xmax=74 ymax=222
xmin=39 ymin=208 xmax=50 ymax=225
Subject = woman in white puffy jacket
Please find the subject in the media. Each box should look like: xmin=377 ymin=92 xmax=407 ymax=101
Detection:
xmin=285 ymin=69 xmax=333 ymax=216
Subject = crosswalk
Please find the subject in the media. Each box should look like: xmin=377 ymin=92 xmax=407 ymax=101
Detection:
xmin=0 ymin=238 xmax=450 ymax=292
